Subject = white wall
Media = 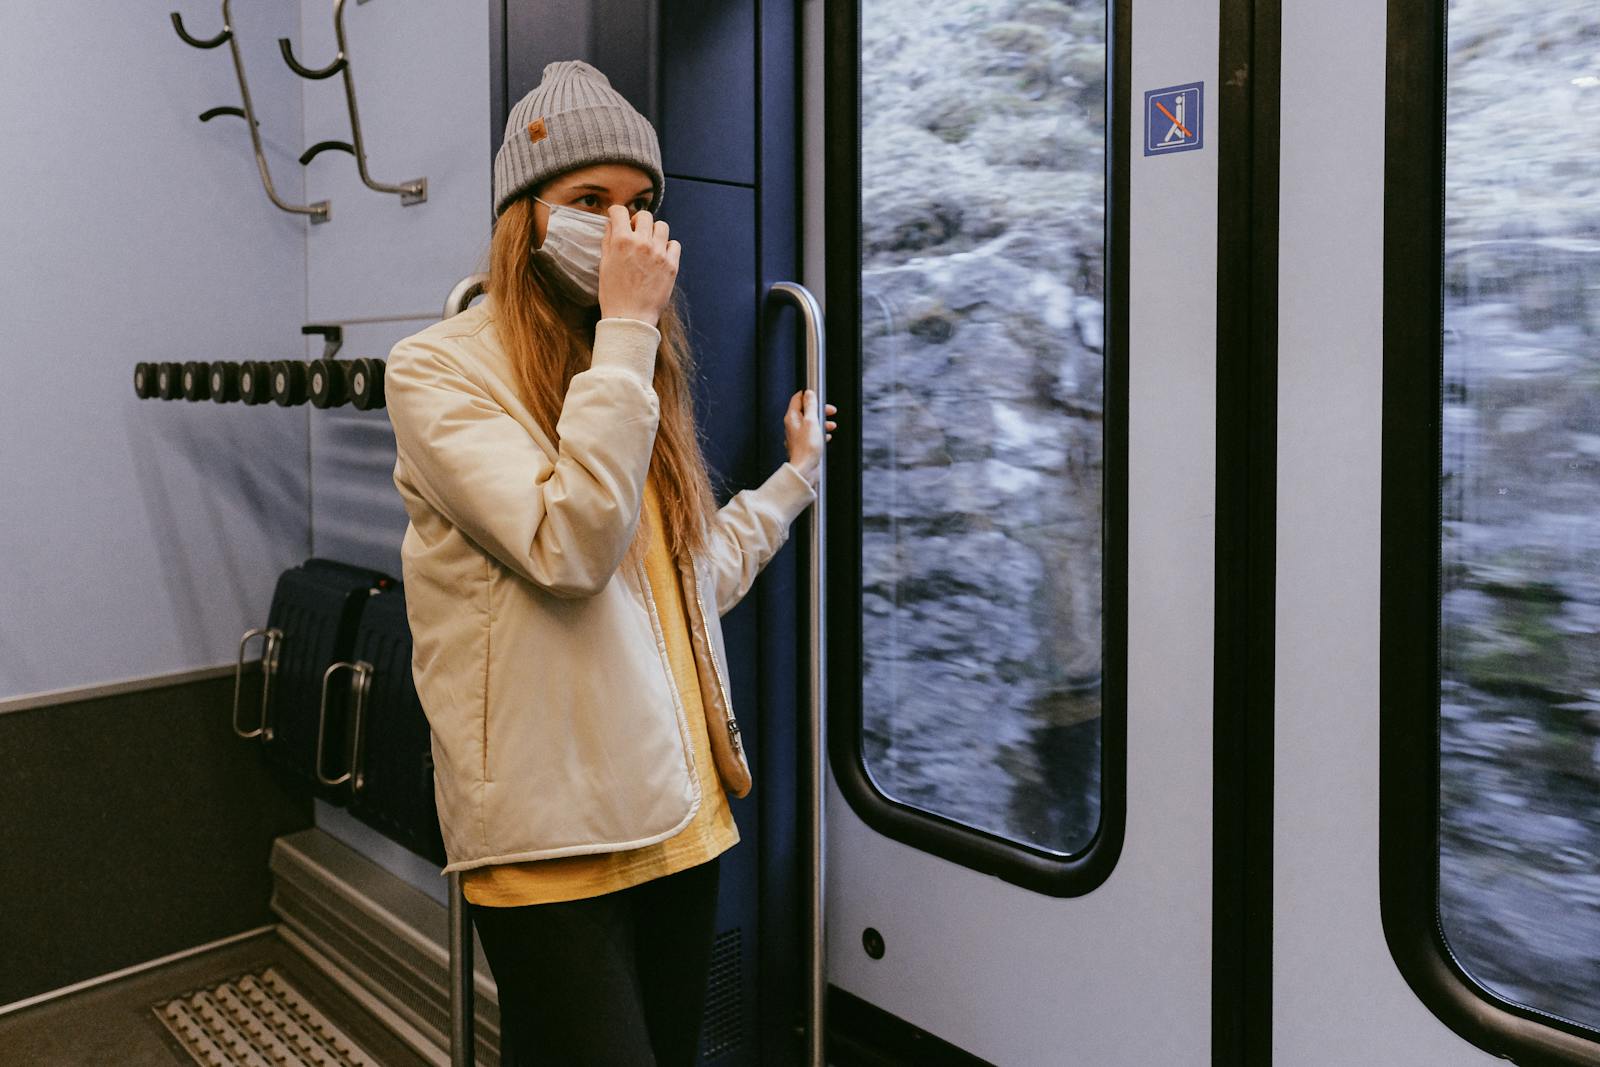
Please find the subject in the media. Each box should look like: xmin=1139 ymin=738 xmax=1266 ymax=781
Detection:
xmin=296 ymin=0 xmax=491 ymax=578
xmin=0 ymin=4 xmax=311 ymax=700
xmin=1273 ymin=0 xmax=1499 ymax=1061
xmin=0 ymin=1 xmax=492 ymax=896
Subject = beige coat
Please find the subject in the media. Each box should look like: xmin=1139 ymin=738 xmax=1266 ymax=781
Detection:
xmin=384 ymin=297 xmax=817 ymax=874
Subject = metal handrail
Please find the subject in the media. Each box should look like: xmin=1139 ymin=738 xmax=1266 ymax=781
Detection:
xmin=444 ymin=274 xmax=488 ymax=1067
xmin=769 ymin=280 xmax=828 ymax=1066
xmin=449 ymin=874 xmax=474 ymax=1067
xmin=443 ymin=274 xmax=488 ymax=320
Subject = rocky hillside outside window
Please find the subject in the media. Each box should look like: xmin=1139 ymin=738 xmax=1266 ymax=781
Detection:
xmin=858 ymin=0 xmax=1107 ymax=854
xmin=1437 ymin=0 xmax=1600 ymax=1031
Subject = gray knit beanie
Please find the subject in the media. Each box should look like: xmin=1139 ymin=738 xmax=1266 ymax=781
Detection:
xmin=492 ymin=60 xmax=665 ymax=218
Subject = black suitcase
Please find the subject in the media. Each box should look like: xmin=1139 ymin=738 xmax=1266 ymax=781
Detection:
xmin=239 ymin=558 xmax=394 ymax=802
xmin=336 ymin=585 xmax=447 ymax=866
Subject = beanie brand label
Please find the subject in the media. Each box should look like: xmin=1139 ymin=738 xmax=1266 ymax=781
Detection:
xmin=526 ymin=117 xmax=548 ymax=145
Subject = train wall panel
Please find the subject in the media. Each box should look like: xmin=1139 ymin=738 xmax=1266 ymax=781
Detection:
xmin=498 ymin=0 xmax=661 ymax=143
xmin=660 ymin=0 xmax=758 ymax=186
xmin=1272 ymin=0 xmax=1497 ymax=1060
xmin=0 ymin=3 xmax=311 ymax=702
xmin=299 ymin=0 xmax=492 ymax=326
xmin=300 ymin=0 xmax=490 ymax=574
xmin=669 ymin=179 xmax=762 ymax=484
xmin=753 ymin=0 xmax=806 ymax=1059
xmin=0 ymin=675 xmax=312 ymax=1007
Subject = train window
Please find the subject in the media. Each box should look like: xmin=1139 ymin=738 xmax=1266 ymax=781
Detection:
xmin=1436 ymin=0 xmax=1600 ymax=1035
xmin=825 ymin=0 xmax=1127 ymax=893
xmin=1383 ymin=0 xmax=1600 ymax=1056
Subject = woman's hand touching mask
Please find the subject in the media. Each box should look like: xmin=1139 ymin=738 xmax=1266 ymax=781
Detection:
xmin=598 ymin=205 xmax=680 ymax=330
xmin=784 ymin=389 xmax=838 ymax=486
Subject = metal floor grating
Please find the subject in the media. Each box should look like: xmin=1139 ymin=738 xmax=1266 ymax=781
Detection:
xmin=151 ymin=966 xmax=378 ymax=1067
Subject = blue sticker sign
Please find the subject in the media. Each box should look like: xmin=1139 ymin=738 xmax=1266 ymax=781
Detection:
xmin=1144 ymin=82 xmax=1203 ymax=156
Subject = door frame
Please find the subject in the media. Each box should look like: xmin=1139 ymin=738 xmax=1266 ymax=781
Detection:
xmin=814 ymin=0 xmax=1224 ymax=1059
xmin=1212 ymin=0 xmax=1280 ymax=1059
xmin=819 ymin=0 xmax=1129 ymax=902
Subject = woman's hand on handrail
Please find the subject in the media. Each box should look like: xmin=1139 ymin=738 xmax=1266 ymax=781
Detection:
xmin=784 ymin=389 xmax=837 ymax=485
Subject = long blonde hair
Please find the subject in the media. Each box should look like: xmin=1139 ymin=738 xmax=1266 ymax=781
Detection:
xmin=486 ymin=193 xmax=718 ymax=570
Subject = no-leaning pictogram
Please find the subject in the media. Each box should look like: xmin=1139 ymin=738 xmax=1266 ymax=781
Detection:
xmin=1144 ymin=82 xmax=1204 ymax=156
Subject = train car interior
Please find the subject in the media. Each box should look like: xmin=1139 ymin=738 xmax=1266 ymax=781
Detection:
xmin=2 ymin=0 xmax=1598 ymax=1064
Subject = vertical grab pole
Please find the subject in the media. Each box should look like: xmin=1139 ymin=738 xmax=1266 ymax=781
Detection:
xmin=449 ymin=873 xmax=474 ymax=1067
xmin=769 ymin=281 xmax=827 ymax=1066
xmin=440 ymin=275 xmax=488 ymax=1067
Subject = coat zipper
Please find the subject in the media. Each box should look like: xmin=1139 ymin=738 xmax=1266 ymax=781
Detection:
xmin=686 ymin=552 xmax=744 ymax=756
xmin=635 ymin=558 xmax=702 ymax=783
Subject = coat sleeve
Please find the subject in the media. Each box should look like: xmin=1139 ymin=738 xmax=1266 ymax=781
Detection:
xmin=385 ymin=317 xmax=662 ymax=599
xmin=703 ymin=461 xmax=818 ymax=616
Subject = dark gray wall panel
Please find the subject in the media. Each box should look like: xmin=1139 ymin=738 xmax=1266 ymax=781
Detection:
xmin=497 ymin=0 xmax=660 ymax=159
xmin=670 ymin=176 xmax=765 ymax=1065
xmin=0 ymin=675 xmax=312 ymax=1006
xmin=751 ymin=0 xmax=805 ymax=1058
xmin=660 ymin=0 xmax=757 ymax=185
xmin=671 ymin=178 xmax=760 ymax=486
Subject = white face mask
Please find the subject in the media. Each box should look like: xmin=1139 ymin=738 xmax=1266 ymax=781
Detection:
xmin=532 ymin=195 xmax=608 ymax=305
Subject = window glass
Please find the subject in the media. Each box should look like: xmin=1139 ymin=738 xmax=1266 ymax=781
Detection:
xmin=1438 ymin=0 xmax=1600 ymax=1028
xmin=858 ymin=0 xmax=1106 ymax=853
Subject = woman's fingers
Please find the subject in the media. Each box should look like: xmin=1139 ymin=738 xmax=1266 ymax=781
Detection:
xmin=604 ymin=203 xmax=628 ymax=239
xmin=598 ymin=206 xmax=678 ymax=324
xmin=788 ymin=391 xmax=842 ymax=432
xmin=785 ymin=390 xmax=839 ymax=449
xmin=631 ymin=210 xmax=670 ymax=255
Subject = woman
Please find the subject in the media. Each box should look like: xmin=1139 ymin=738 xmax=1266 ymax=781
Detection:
xmin=384 ymin=60 xmax=838 ymax=1065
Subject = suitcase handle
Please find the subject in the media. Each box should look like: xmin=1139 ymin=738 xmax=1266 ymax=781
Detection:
xmin=316 ymin=659 xmax=372 ymax=790
xmin=233 ymin=627 xmax=282 ymax=740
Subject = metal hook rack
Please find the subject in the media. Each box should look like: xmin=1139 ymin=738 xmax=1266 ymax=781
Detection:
xmin=171 ymin=0 xmax=332 ymax=223
xmin=278 ymin=0 xmax=428 ymax=206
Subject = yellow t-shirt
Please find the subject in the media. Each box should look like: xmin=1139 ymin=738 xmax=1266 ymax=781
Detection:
xmin=461 ymin=474 xmax=740 ymax=906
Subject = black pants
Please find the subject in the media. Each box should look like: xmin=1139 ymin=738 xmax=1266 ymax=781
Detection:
xmin=468 ymin=856 xmax=722 ymax=1067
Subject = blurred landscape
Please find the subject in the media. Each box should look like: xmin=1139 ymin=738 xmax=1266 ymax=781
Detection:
xmin=1438 ymin=0 xmax=1600 ymax=1027
xmin=857 ymin=0 xmax=1106 ymax=854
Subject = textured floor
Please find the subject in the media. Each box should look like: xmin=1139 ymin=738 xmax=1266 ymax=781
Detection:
xmin=0 ymin=930 xmax=432 ymax=1067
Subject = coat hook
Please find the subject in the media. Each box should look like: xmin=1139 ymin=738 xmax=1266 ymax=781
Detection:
xmin=278 ymin=0 xmax=427 ymax=206
xmin=199 ymin=106 xmax=254 ymax=125
xmin=170 ymin=11 xmax=228 ymax=50
xmin=171 ymin=1 xmax=332 ymax=223
xmin=300 ymin=141 xmax=355 ymax=166
xmin=302 ymin=324 xmax=344 ymax=361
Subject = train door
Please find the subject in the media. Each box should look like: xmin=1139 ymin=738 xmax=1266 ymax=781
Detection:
xmin=1273 ymin=0 xmax=1600 ymax=1063
xmin=807 ymin=0 xmax=1222 ymax=1061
